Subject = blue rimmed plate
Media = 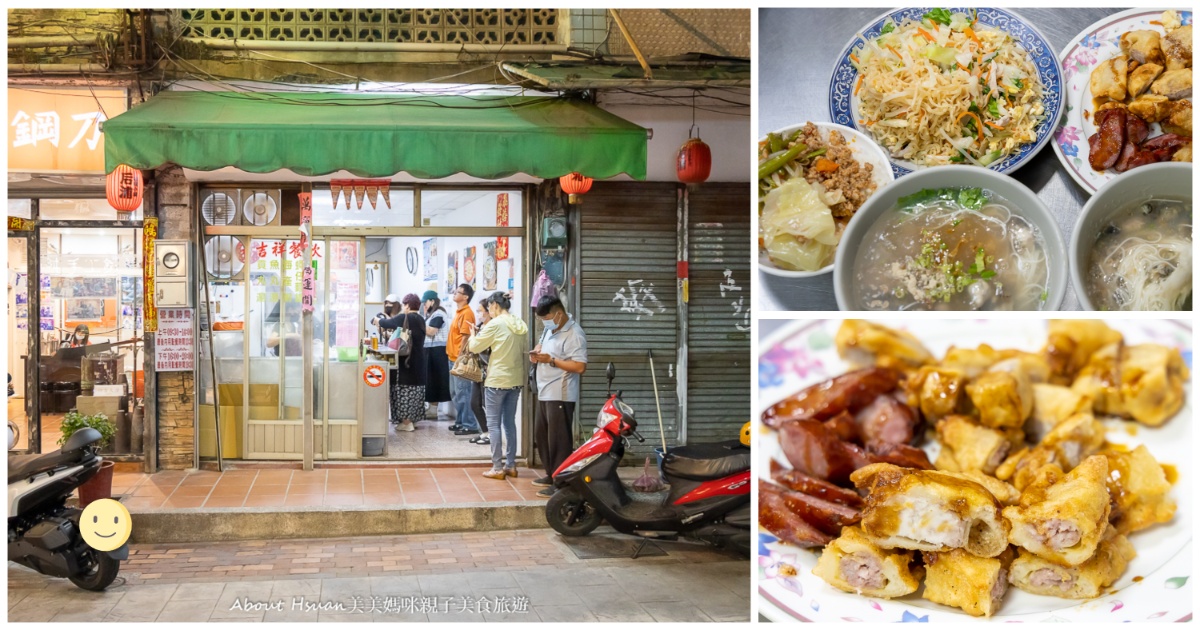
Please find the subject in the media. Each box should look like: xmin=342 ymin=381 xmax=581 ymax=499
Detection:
xmin=828 ymin=8 xmax=1065 ymax=178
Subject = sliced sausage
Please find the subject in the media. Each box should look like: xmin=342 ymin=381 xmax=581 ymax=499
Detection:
xmin=770 ymin=460 xmax=865 ymax=508
xmin=763 ymin=367 xmax=903 ymax=428
xmin=759 ymin=485 xmax=835 ymax=548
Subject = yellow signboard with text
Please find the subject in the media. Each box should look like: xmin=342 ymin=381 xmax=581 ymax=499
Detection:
xmin=7 ymin=86 xmax=128 ymax=173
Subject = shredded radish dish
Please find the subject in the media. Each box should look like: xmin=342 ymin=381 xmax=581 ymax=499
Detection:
xmin=852 ymin=8 xmax=1047 ymax=167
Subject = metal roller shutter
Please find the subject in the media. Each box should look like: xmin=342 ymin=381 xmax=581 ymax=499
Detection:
xmin=686 ymin=183 xmax=751 ymax=443
xmin=577 ymin=182 xmax=680 ymax=454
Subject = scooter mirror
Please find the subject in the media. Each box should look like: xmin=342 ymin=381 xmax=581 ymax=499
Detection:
xmin=605 ymin=362 xmax=615 ymax=394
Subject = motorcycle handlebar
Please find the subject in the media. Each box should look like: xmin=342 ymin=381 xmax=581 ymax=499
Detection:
xmin=631 ymin=429 xmax=645 ymax=443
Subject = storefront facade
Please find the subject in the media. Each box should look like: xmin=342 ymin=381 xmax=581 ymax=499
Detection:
xmin=7 ymin=82 xmax=153 ymax=467
xmin=10 ymin=8 xmax=751 ymax=472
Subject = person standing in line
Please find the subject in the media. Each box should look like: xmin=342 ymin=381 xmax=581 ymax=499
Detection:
xmin=422 ymin=290 xmax=452 ymax=422
xmin=373 ymin=293 xmax=427 ymax=432
xmin=467 ymin=296 xmax=492 ymax=446
xmin=467 ymin=292 xmax=528 ymax=478
xmin=446 ymin=283 xmax=480 ymax=436
xmin=529 ymin=296 xmax=588 ymax=498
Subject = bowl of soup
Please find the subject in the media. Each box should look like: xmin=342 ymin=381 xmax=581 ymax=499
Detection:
xmin=833 ymin=166 xmax=1067 ymax=311
xmin=1072 ymin=162 xmax=1193 ymax=311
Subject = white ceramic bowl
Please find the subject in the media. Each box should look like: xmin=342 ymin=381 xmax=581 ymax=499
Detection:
xmin=1071 ymin=162 xmax=1193 ymax=311
xmin=758 ymin=122 xmax=895 ymax=278
xmin=833 ymin=165 xmax=1068 ymax=310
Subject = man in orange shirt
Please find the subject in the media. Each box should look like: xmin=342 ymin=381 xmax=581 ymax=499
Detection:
xmin=447 ymin=283 xmax=479 ymax=435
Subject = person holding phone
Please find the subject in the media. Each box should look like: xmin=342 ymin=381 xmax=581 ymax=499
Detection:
xmin=529 ymin=296 xmax=588 ymax=498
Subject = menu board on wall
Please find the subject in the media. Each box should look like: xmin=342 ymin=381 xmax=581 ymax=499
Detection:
xmin=155 ymin=308 xmax=195 ymax=372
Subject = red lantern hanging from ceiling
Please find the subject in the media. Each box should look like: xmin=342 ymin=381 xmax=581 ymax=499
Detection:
xmin=676 ymin=132 xmax=712 ymax=184
xmin=106 ymin=164 xmax=143 ymax=220
xmin=559 ymin=172 xmax=593 ymax=204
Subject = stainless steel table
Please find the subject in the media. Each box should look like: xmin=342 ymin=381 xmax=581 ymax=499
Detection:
xmin=758 ymin=8 xmax=1125 ymax=312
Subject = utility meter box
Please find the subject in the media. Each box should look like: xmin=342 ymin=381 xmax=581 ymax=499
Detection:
xmin=541 ymin=216 xmax=567 ymax=248
xmin=155 ymin=240 xmax=193 ymax=307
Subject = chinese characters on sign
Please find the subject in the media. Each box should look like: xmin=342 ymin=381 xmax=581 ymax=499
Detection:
xmin=155 ymin=308 xmax=194 ymax=372
xmin=8 ymin=87 xmax=127 ymax=172
xmin=299 ymin=193 xmax=314 ymax=313
xmin=613 ymin=279 xmax=667 ymax=321
xmin=143 ymin=218 xmax=158 ymax=332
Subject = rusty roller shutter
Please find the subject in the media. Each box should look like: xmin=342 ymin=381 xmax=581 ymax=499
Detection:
xmin=686 ymin=183 xmax=751 ymax=443
xmin=577 ymin=182 xmax=680 ymax=454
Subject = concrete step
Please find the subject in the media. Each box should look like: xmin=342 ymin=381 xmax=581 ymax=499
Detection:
xmin=129 ymin=500 xmax=548 ymax=545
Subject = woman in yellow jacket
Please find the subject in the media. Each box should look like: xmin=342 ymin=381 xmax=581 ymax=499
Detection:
xmin=467 ymin=292 xmax=529 ymax=479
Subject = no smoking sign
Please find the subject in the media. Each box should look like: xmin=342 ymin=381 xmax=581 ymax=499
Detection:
xmin=363 ymin=365 xmax=385 ymax=388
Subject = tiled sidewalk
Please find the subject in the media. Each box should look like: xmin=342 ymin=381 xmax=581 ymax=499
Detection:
xmin=112 ymin=466 xmax=546 ymax=511
xmin=9 ymin=529 xmax=750 ymax=622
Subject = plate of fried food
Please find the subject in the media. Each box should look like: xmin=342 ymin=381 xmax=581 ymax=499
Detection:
xmin=758 ymin=319 xmax=1191 ymax=622
xmin=1053 ymin=9 xmax=1192 ymax=194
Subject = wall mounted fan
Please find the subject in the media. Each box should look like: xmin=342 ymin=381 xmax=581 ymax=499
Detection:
xmin=242 ymin=191 xmax=279 ymax=226
xmin=201 ymin=191 xmax=238 ymax=226
xmin=204 ymin=235 xmax=245 ymax=279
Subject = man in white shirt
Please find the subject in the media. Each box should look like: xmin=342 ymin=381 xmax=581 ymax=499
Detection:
xmin=529 ymin=296 xmax=587 ymax=498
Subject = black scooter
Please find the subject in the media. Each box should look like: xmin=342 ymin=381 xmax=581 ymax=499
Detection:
xmin=546 ymin=364 xmax=751 ymax=555
xmin=8 ymin=427 xmax=122 ymax=590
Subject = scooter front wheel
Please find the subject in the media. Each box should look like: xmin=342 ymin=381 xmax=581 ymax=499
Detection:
xmin=69 ymin=548 xmax=119 ymax=591
xmin=545 ymin=488 xmax=601 ymax=537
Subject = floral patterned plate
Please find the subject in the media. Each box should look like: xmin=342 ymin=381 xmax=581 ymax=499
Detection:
xmin=829 ymin=8 xmax=1064 ymax=178
xmin=758 ymin=319 xmax=1193 ymax=623
xmin=1052 ymin=9 xmax=1193 ymax=195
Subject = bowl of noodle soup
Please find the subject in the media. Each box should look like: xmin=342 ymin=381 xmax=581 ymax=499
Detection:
xmin=1071 ymin=162 xmax=1193 ymax=311
xmin=833 ymin=165 xmax=1067 ymax=311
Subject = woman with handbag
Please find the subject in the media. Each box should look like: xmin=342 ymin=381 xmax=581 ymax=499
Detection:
xmin=466 ymin=296 xmax=492 ymax=446
xmin=467 ymin=291 xmax=528 ymax=479
xmin=373 ymin=293 xmax=427 ymax=432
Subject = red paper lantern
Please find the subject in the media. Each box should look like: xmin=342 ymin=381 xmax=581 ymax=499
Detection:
xmin=559 ymin=172 xmax=593 ymax=204
xmin=106 ymin=164 xmax=143 ymax=219
xmin=676 ymin=136 xmax=712 ymax=184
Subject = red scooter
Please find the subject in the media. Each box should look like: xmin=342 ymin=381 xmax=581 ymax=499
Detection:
xmin=545 ymin=363 xmax=751 ymax=556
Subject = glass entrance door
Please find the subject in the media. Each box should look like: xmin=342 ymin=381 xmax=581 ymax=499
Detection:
xmin=8 ymin=236 xmax=32 ymax=451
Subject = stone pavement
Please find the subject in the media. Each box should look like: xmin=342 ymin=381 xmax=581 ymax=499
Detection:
xmin=8 ymin=528 xmax=749 ymax=623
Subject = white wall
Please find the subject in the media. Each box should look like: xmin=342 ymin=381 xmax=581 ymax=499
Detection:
xmin=599 ymin=92 xmax=750 ymax=183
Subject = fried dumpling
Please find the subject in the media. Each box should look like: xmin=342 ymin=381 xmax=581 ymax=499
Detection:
xmin=1162 ymin=24 xmax=1192 ymax=71
xmin=922 ymin=547 xmax=1015 ymax=617
xmin=1009 ymin=526 xmax=1135 ymax=599
xmin=1028 ymin=384 xmax=1093 ymax=443
xmin=967 ymin=370 xmax=1032 ymax=430
xmin=836 ymin=320 xmax=934 ymax=370
xmin=1003 ymin=455 xmax=1111 ymax=566
xmin=1046 ymin=320 xmax=1123 ymax=384
xmin=1120 ymin=30 xmax=1165 ymax=66
xmin=1039 ymin=412 xmax=1106 ymax=470
xmin=851 ymin=463 xmax=1009 ymax=558
xmin=813 ymin=526 xmax=922 ymax=598
xmin=1119 ymin=344 xmax=1188 ymax=426
xmin=1071 ymin=341 xmax=1125 ymax=416
xmin=941 ymin=470 xmax=1021 ymax=506
xmin=1090 ymin=55 xmax=1129 ymax=102
xmin=941 ymin=344 xmax=1001 ymax=380
xmin=936 ymin=415 xmax=1012 ymax=475
xmin=1101 ymin=445 xmax=1176 ymax=534
xmin=909 ymin=366 xmax=967 ymax=422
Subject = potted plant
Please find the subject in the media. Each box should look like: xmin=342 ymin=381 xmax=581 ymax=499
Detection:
xmin=58 ymin=411 xmax=117 ymax=507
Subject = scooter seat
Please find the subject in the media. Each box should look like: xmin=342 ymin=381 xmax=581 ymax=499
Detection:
xmin=8 ymin=451 xmax=79 ymax=484
xmin=662 ymin=440 xmax=750 ymax=481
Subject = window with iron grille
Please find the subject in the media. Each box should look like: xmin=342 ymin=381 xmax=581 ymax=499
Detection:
xmin=175 ymin=9 xmax=563 ymax=46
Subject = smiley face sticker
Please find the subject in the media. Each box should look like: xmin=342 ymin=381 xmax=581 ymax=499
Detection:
xmin=79 ymin=499 xmax=133 ymax=551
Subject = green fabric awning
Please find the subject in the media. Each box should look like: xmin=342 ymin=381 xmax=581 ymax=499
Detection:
xmin=102 ymin=91 xmax=647 ymax=180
